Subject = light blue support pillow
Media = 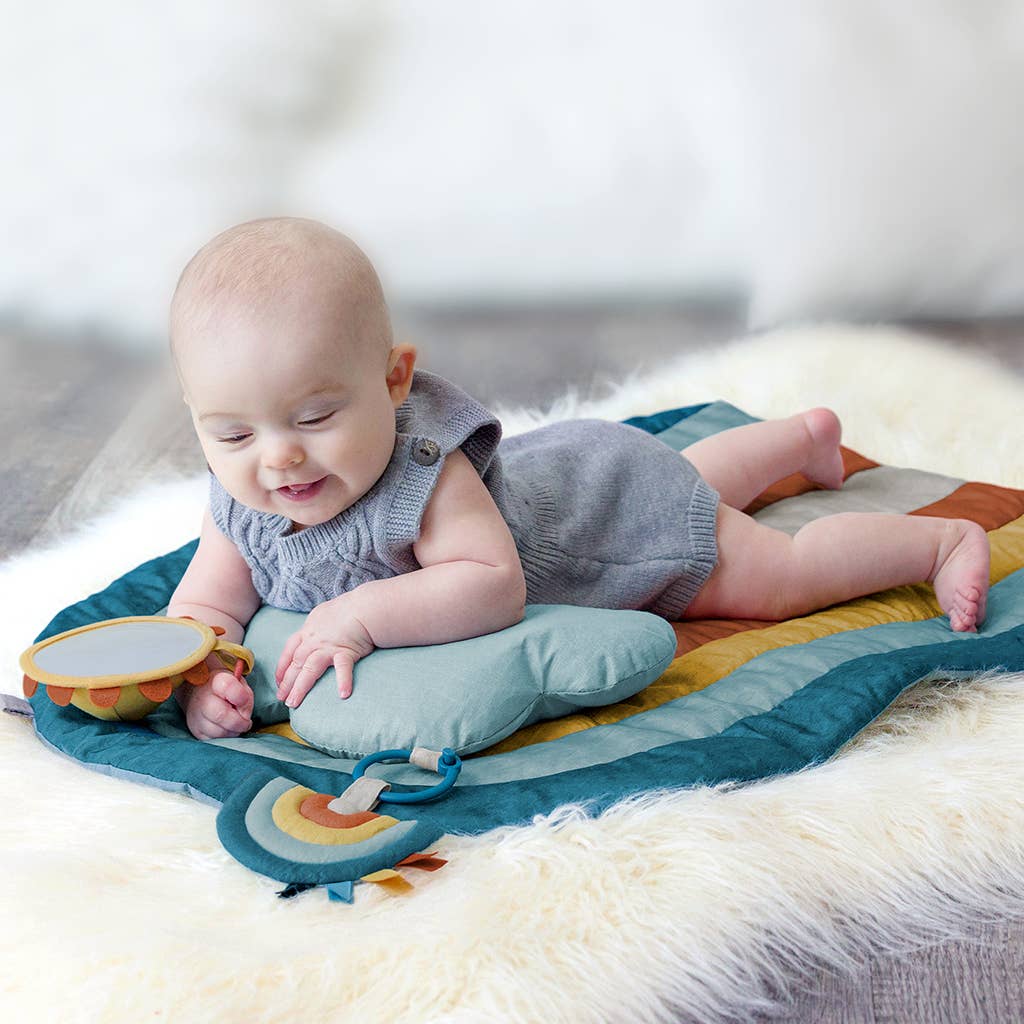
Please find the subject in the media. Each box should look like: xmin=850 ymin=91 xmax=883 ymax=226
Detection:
xmin=241 ymin=604 xmax=678 ymax=758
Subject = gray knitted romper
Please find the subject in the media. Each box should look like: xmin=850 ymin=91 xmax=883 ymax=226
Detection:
xmin=208 ymin=369 xmax=720 ymax=621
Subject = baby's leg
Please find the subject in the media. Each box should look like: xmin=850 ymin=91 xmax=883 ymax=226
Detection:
xmin=682 ymin=409 xmax=844 ymax=509
xmin=683 ymin=505 xmax=990 ymax=632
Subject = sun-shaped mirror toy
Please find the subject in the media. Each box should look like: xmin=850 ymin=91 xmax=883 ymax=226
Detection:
xmin=20 ymin=615 xmax=254 ymax=721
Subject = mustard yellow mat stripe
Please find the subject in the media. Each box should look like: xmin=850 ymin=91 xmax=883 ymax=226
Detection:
xmin=253 ymin=721 xmax=311 ymax=745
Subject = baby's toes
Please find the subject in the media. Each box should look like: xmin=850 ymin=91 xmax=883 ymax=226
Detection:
xmin=950 ymin=593 xmax=979 ymax=632
xmin=962 ymin=585 xmax=987 ymax=622
xmin=950 ymin=611 xmax=972 ymax=633
xmin=960 ymin=587 xmax=980 ymax=617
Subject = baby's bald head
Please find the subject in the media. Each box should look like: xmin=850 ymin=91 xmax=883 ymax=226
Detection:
xmin=169 ymin=217 xmax=393 ymax=387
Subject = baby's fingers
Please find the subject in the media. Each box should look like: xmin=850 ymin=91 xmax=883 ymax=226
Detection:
xmin=334 ymin=650 xmax=358 ymax=700
xmin=196 ymin=704 xmax=251 ymax=738
xmin=275 ymin=634 xmax=303 ymax=685
xmin=188 ymin=681 xmax=251 ymax=738
xmin=283 ymin=649 xmax=335 ymax=709
xmin=210 ymin=670 xmax=254 ymax=715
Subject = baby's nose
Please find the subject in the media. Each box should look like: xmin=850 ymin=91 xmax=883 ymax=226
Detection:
xmin=262 ymin=441 xmax=305 ymax=470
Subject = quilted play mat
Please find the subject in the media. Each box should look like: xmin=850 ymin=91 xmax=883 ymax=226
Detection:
xmin=25 ymin=397 xmax=1024 ymax=899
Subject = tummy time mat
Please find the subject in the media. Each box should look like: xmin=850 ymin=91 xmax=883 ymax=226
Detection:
xmin=23 ymin=400 xmax=1024 ymax=900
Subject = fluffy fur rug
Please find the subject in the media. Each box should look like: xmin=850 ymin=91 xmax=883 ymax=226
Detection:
xmin=3 ymin=325 xmax=1024 ymax=1023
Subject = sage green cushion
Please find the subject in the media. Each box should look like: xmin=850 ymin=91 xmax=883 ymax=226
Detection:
xmin=241 ymin=603 xmax=677 ymax=759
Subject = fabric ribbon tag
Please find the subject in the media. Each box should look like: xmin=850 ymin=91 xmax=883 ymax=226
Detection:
xmin=326 ymin=881 xmax=355 ymax=903
xmin=360 ymin=869 xmax=414 ymax=894
xmin=327 ymin=776 xmax=390 ymax=814
xmin=1 ymin=694 xmax=34 ymax=718
xmin=394 ymin=851 xmax=448 ymax=872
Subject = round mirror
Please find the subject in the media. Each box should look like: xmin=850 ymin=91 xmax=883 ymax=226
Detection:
xmin=33 ymin=618 xmax=206 ymax=680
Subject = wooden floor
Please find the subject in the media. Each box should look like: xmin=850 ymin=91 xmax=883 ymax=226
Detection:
xmin=4 ymin=305 xmax=1024 ymax=1023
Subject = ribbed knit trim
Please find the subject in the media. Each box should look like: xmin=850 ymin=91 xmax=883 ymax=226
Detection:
xmin=381 ymin=435 xmax=442 ymax=572
xmin=207 ymin=471 xmax=225 ymax=529
xmin=649 ymin=478 xmax=721 ymax=620
xmin=511 ymin=480 xmax=567 ymax=601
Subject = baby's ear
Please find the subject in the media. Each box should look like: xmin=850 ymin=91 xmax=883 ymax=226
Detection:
xmin=386 ymin=344 xmax=417 ymax=405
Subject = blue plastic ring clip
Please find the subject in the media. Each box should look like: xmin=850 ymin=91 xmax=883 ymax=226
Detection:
xmin=351 ymin=746 xmax=463 ymax=804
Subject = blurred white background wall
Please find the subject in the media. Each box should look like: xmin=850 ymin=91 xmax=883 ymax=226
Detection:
xmin=3 ymin=0 xmax=1023 ymax=350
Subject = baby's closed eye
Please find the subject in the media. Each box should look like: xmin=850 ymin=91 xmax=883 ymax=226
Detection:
xmin=215 ymin=410 xmax=337 ymax=444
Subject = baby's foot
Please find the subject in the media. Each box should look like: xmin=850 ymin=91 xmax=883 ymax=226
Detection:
xmin=800 ymin=407 xmax=845 ymax=490
xmin=929 ymin=519 xmax=991 ymax=632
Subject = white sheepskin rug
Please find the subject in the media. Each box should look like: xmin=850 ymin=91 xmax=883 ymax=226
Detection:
xmin=3 ymin=325 xmax=1024 ymax=1023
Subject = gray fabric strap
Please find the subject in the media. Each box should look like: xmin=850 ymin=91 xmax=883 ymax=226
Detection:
xmin=1 ymin=694 xmax=34 ymax=718
xmin=328 ymin=776 xmax=390 ymax=814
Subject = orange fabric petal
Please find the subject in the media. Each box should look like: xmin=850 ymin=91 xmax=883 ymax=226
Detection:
xmin=211 ymin=625 xmax=226 ymax=636
xmin=394 ymin=852 xmax=448 ymax=872
xmin=88 ymin=686 xmax=122 ymax=708
xmin=138 ymin=678 xmax=173 ymax=702
xmin=183 ymin=662 xmax=210 ymax=686
xmin=22 ymin=675 xmax=38 ymax=698
xmin=46 ymin=685 xmax=75 ymax=707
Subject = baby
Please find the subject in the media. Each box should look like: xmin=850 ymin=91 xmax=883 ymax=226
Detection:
xmin=167 ymin=217 xmax=991 ymax=742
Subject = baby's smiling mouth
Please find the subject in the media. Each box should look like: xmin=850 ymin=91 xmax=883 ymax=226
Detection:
xmin=276 ymin=477 xmax=327 ymax=501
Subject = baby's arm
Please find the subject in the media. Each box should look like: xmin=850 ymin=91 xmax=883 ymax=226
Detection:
xmin=366 ymin=447 xmax=528 ymax=643
xmin=275 ymin=448 xmax=527 ymax=705
xmin=167 ymin=505 xmax=263 ymax=739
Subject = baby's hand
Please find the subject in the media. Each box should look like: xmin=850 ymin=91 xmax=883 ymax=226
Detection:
xmin=180 ymin=666 xmax=254 ymax=740
xmin=275 ymin=595 xmax=376 ymax=708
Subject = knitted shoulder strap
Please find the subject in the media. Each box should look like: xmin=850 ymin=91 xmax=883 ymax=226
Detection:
xmin=372 ymin=370 xmax=502 ymax=573
xmin=207 ymin=471 xmax=266 ymax=559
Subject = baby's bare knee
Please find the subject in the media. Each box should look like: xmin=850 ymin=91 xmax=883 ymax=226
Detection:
xmin=783 ymin=513 xmax=866 ymax=618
